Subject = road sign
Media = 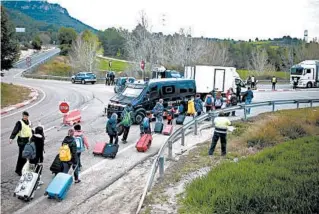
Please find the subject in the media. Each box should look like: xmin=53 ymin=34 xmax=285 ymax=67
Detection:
xmin=59 ymin=101 xmax=70 ymax=114
xmin=140 ymin=60 xmax=145 ymax=70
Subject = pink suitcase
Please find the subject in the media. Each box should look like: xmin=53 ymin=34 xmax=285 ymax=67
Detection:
xmin=93 ymin=142 xmax=107 ymax=156
xmin=163 ymin=125 xmax=173 ymax=135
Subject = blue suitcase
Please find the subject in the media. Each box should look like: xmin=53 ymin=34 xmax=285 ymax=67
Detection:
xmin=44 ymin=172 xmax=73 ymax=201
xmin=103 ymin=143 xmax=119 ymax=159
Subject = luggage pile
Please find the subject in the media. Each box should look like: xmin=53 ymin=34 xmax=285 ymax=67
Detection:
xmin=93 ymin=142 xmax=119 ymax=159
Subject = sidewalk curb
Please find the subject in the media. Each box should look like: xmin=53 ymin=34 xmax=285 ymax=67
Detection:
xmin=0 ymin=85 xmax=39 ymax=115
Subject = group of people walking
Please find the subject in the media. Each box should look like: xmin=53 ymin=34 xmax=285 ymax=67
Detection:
xmin=10 ymin=111 xmax=89 ymax=184
xmin=105 ymin=71 xmax=115 ymax=86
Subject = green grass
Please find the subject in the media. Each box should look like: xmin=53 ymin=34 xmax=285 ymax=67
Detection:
xmin=1 ymin=83 xmax=31 ymax=108
xmin=237 ymin=69 xmax=289 ymax=80
xmin=97 ymin=57 xmax=129 ymax=72
xmin=179 ymin=136 xmax=319 ymax=214
xmin=35 ymin=56 xmax=72 ymax=77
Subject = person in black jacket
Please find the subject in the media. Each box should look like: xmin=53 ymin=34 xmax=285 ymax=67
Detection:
xmin=106 ymin=113 xmax=119 ymax=144
xmin=30 ymin=126 xmax=45 ymax=165
xmin=9 ymin=111 xmax=33 ymax=176
xmin=61 ymin=129 xmax=80 ymax=183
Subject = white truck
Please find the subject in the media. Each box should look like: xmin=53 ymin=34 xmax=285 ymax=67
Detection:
xmin=290 ymin=60 xmax=319 ymax=88
xmin=184 ymin=65 xmax=247 ymax=96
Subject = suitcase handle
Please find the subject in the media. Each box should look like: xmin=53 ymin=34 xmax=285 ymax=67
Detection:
xmin=68 ymin=164 xmax=78 ymax=175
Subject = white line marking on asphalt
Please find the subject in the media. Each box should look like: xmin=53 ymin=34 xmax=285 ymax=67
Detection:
xmin=13 ymin=133 xmax=159 ymax=214
xmin=82 ymin=106 xmax=88 ymax=111
xmin=44 ymin=126 xmax=56 ymax=133
xmin=1 ymin=87 xmax=46 ymax=119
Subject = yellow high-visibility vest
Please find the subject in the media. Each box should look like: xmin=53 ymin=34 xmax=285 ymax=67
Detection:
xmin=214 ymin=117 xmax=231 ymax=134
xmin=18 ymin=120 xmax=32 ymax=138
xmin=272 ymin=77 xmax=277 ymax=83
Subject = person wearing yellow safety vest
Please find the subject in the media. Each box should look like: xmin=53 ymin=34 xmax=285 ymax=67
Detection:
xmin=208 ymin=114 xmax=231 ymax=156
xmin=271 ymin=76 xmax=277 ymax=91
xmin=9 ymin=111 xmax=33 ymax=176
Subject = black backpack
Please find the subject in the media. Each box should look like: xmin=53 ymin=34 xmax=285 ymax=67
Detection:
xmin=231 ymin=95 xmax=238 ymax=105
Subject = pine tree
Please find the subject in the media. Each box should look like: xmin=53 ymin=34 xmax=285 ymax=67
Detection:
xmin=1 ymin=6 xmax=20 ymax=70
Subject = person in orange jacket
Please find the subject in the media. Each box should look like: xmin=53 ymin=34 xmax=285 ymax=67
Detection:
xmin=73 ymin=124 xmax=89 ymax=171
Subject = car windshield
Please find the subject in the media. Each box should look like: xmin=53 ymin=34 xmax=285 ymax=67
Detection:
xmin=122 ymin=87 xmax=144 ymax=98
xmin=290 ymin=67 xmax=303 ymax=75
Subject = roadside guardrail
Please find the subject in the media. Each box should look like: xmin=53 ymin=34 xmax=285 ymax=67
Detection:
xmin=135 ymin=98 xmax=319 ymax=214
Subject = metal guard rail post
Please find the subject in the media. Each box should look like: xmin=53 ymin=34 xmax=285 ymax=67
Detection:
xmin=136 ymin=98 xmax=319 ymax=214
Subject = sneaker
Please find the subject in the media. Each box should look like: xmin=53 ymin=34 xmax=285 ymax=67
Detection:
xmin=122 ymin=140 xmax=127 ymax=144
xmin=38 ymin=181 xmax=44 ymax=185
xmin=75 ymin=180 xmax=81 ymax=184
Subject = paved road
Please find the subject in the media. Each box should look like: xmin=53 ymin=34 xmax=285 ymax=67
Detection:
xmin=13 ymin=48 xmax=61 ymax=70
xmin=1 ymin=55 xmax=319 ymax=213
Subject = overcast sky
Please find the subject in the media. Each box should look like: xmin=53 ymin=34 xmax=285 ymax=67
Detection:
xmin=49 ymin=0 xmax=318 ymax=41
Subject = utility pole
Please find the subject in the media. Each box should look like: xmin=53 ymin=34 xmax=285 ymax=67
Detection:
xmin=161 ymin=14 xmax=166 ymax=66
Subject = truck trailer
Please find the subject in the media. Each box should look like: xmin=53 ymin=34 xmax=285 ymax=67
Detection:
xmin=184 ymin=65 xmax=247 ymax=96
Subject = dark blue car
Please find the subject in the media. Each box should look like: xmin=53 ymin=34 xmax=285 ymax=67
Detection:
xmin=71 ymin=72 xmax=97 ymax=84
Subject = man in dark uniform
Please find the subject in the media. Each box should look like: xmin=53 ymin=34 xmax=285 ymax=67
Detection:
xmin=9 ymin=111 xmax=32 ymax=176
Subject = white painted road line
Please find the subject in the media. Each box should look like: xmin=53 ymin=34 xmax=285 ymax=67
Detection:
xmin=82 ymin=106 xmax=88 ymax=111
xmin=1 ymin=87 xmax=46 ymax=119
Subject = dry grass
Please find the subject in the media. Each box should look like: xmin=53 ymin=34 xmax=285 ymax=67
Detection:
xmin=1 ymin=83 xmax=31 ymax=108
xmin=35 ymin=56 xmax=72 ymax=76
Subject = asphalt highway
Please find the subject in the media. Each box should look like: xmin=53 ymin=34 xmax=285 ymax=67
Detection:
xmin=1 ymin=51 xmax=319 ymax=213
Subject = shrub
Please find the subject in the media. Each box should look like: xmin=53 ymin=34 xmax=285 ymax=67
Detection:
xmin=241 ymin=108 xmax=319 ymax=149
xmin=179 ymin=136 xmax=319 ymax=214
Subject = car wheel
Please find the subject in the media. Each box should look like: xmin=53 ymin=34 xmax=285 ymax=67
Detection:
xmin=306 ymin=82 xmax=312 ymax=88
xmin=71 ymin=79 xmax=75 ymax=84
xmin=91 ymin=81 xmax=95 ymax=85
xmin=135 ymin=111 xmax=145 ymax=124
xmin=81 ymin=80 xmax=86 ymax=84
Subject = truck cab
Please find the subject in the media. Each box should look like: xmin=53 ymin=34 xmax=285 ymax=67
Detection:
xmin=152 ymin=66 xmax=183 ymax=79
xmin=107 ymin=79 xmax=196 ymax=124
xmin=290 ymin=60 xmax=319 ymax=88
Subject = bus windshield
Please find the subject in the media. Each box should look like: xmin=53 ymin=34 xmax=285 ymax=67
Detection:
xmin=290 ymin=67 xmax=303 ymax=75
xmin=122 ymin=86 xmax=144 ymax=98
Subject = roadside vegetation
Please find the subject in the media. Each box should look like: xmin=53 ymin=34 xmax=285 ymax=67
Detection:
xmin=142 ymin=107 xmax=319 ymax=213
xmin=97 ymin=57 xmax=128 ymax=72
xmin=180 ymin=136 xmax=319 ymax=214
xmin=1 ymin=83 xmax=31 ymax=108
xmin=35 ymin=56 xmax=71 ymax=77
xmin=237 ymin=69 xmax=289 ymax=80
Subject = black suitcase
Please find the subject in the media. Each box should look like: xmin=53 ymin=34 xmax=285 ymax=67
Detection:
xmin=176 ymin=114 xmax=185 ymax=125
xmin=154 ymin=122 xmax=164 ymax=134
xmin=103 ymin=143 xmax=119 ymax=159
xmin=50 ymin=154 xmax=63 ymax=175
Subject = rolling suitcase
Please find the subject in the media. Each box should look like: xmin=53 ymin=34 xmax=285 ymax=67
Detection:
xmin=163 ymin=125 xmax=173 ymax=135
xmin=50 ymin=154 xmax=62 ymax=175
xmin=44 ymin=167 xmax=75 ymax=201
xmin=154 ymin=122 xmax=164 ymax=134
xmin=93 ymin=142 xmax=107 ymax=156
xmin=176 ymin=114 xmax=185 ymax=125
xmin=14 ymin=164 xmax=43 ymax=202
xmin=102 ymin=143 xmax=119 ymax=159
xmin=136 ymin=134 xmax=152 ymax=152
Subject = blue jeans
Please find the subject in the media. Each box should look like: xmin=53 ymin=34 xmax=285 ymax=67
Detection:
xmin=62 ymin=162 xmax=79 ymax=181
xmin=245 ymin=99 xmax=252 ymax=114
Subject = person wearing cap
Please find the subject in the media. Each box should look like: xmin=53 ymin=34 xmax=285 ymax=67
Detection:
xmin=9 ymin=111 xmax=32 ymax=176
xmin=208 ymin=113 xmax=231 ymax=156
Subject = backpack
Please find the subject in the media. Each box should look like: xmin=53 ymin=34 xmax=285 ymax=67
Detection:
xmin=22 ymin=142 xmax=36 ymax=160
xmin=230 ymin=95 xmax=238 ymax=105
xmin=142 ymin=118 xmax=150 ymax=129
xmin=214 ymin=98 xmax=222 ymax=107
xmin=59 ymin=144 xmax=72 ymax=162
xmin=178 ymin=104 xmax=184 ymax=113
xmin=122 ymin=111 xmax=132 ymax=126
xmin=206 ymin=96 xmax=212 ymax=105
xmin=75 ymin=136 xmax=85 ymax=153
